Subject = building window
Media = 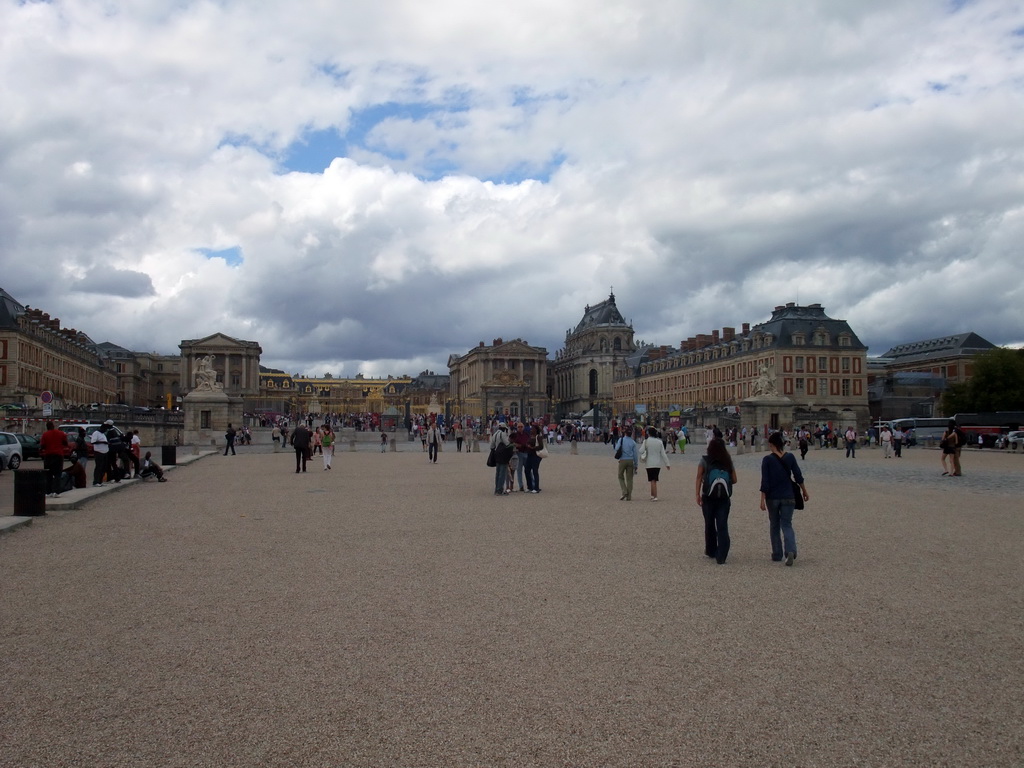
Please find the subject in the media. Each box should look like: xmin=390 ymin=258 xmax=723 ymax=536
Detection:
xmin=589 ymin=369 xmax=599 ymax=396
xmin=792 ymin=333 xmax=805 ymax=345
xmin=842 ymin=379 xmax=851 ymax=397
xmin=795 ymin=357 xmax=804 ymax=372
xmin=841 ymin=358 xmax=850 ymax=373
xmin=200 ymin=410 xmax=212 ymax=429
xmin=796 ymin=377 xmax=804 ymax=392
xmin=818 ymin=357 xmax=827 ymax=372
xmin=839 ymin=334 xmax=851 ymax=347
xmin=232 ymin=375 xmax=241 ymax=386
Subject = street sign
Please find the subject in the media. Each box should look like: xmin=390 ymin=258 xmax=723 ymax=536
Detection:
xmin=41 ymin=390 xmax=53 ymax=404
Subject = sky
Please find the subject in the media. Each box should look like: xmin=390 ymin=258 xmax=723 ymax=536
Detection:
xmin=2 ymin=0 xmax=1023 ymax=379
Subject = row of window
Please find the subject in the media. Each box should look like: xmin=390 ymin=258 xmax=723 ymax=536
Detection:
xmin=784 ymin=356 xmax=862 ymax=375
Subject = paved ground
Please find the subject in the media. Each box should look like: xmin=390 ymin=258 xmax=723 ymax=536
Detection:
xmin=1 ymin=439 xmax=1021 ymax=766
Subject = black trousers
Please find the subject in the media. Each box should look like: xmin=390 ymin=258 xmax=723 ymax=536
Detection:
xmin=43 ymin=454 xmax=63 ymax=493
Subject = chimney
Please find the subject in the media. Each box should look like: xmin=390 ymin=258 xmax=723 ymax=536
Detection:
xmin=742 ymin=323 xmax=750 ymax=334
xmin=712 ymin=330 xmax=720 ymax=345
xmin=723 ymin=327 xmax=735 ymax=342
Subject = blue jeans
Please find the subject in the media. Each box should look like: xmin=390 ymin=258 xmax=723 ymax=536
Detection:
xmin=516 ymin=451 xmax=529 ymax=489
xmin=494 ymin=462 xmax=509 ymax=494
xmin=702 ymin=496 xmax=731 ymax=562
xmin=524 ymin=453 xmax=541 ymax=491
xmin=846 ymin=439 xmax=856 ymax=458
xmin=766 ymin=498 xmax=797 ymax=560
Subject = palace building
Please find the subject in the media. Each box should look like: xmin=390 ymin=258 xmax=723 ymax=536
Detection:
xmin=552 ymin=292 xmax=637 ymax=420
xmin=448 ymin=338 xmax=550 ymax=422
xmin=613 ymin=303 xmax=870 ymax=429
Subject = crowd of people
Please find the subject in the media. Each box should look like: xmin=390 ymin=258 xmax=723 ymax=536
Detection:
xmin=35 ymin=419 xmax=168 ymax=498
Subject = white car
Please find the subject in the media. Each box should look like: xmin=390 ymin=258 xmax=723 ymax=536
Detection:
xmin=1002 ymin=430 xmax=1024 ymax=450
xmin=0 ymin=431 xmax=24 ymax=470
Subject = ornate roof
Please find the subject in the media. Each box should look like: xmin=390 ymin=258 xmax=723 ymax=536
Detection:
xmin=754 ymin=303 xmax=866 ymax=351
xmin=571 ymin=292 xmax=629 ymax=335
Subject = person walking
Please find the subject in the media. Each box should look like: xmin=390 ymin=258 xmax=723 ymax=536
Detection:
xmin=893 ymin=427 xmax=904 ymax=457
xmin=696 ymin=436 xmax=738 ymax=564
xmin=39 ymin=421 xmax=69 ymax=497
xmin=321 ymin=426 xmax=334 ymax=470
xmin=613 ymin=427 xmax=639 ymax=501
xmin=639 ymin=426 xmax=671 ymax=501
xmin=224 ymin=423 xmax=237 ymax=456
xmin=489 ymin=423 xmax=514 ymax=496
xmin=760 ymin=431 xmax=809 ymax=566
xmin=380 ymin=432 xmax=388 ymax=453
xmin=426 ymin=422 xmax=442 ymax=463
xmin=880 ymin=425 xmax=893 ymax=458
xmin=291 ymin=423 xmax=312 ymax=473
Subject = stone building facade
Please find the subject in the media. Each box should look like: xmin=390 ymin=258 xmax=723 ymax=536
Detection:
xmin=552 ymin=292 xmax=637 ymax=419
xmin=613 ymin=303 xmax=870 ymax=429
xmin=0 ymin=288 xmax=117 ymax=408
xmin=179 ymin=333 xmax=263 ymax=405
xmin=448 ymin=338 xmax=549 ymax=422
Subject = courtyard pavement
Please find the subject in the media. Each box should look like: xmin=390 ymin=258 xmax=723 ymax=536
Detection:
xmin=1 ymin=439 xmax=1021 ymax=766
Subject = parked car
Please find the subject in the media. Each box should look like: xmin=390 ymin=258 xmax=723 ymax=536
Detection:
xmin=58 ymin=423 xmax=127 ymax=458
xmin=0 ymin=431 xmax=24 ymax=470
xmin=1003 ymin=430 xmax=1024 ymax=450
xmin=12 ymin=433 xmax=41 ymax=460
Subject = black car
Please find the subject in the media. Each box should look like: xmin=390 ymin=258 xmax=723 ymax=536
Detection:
xmin=13 ymin=433 xmax=41 ymax=460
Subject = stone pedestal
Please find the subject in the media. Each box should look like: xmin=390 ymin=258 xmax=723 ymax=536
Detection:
xmin=184 ymin=389 xmax=243 ymax=448
xmin=741 ymin=395 xmax=796 ymax=436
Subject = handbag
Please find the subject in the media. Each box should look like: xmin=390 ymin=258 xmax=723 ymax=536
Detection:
xmin=537 ymin=447 xmax=549 ymax=459
xmin=792 ymin=481 xmax=805 ymax=510
xmin=486 ymin=448 xmax=497 ymax=467
xmin=614 ymin=439 xmax=623 ymax=460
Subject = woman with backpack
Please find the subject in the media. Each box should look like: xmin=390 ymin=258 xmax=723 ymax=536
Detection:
xmin=695 ymin=437 xmax=738 ymax=564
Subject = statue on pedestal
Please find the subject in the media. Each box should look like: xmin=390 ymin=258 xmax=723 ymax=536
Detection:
xmin=752 ymin=361 xmax=778 ymax=397
xmin=193 ymin=355 xmax=223 ymax=392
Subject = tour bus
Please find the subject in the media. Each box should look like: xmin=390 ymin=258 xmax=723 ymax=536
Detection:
xmin=889 ymin=417 xmax=948 ymax=446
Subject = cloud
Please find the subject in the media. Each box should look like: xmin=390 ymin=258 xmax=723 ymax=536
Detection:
xmin=73 ymin=267 xmax=156 ymax=299
xmin=1 ymin=0 xmax=1023 ymax=377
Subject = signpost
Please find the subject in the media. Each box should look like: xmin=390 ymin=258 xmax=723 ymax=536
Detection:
xmin=41 ymin=390 xmax=53 ymax=418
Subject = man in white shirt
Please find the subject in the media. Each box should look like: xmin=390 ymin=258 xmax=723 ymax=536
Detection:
xmin=90 ymin=422 xmax=111 ymax=486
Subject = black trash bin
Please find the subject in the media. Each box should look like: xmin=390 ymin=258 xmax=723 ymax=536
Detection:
xmin=161 ymin=445 xmax=177 ymax=466
xmin=14 ymin=469 xmax=48 ymax=517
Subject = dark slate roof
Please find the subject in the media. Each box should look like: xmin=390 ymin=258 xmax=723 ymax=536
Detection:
xmin=880 ymin=332 xmax=996 ymax=363
xmin=621 ymin=344 xmax=656 ymax=375
xmin=754 ymin=303 xmax=866 ymax=351
xmin=0 ymin=287 xmax=25 ymax=329
xmin=572 ymin=292 xmax=629 ymax=335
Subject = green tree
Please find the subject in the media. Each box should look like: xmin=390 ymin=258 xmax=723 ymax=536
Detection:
xmin=942 ymin=347 xmax=1024 ymax=414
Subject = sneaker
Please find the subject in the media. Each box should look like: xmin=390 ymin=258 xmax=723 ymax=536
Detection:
xmin=531 ymin=490 xmax=538 ymax=494
xmin=785 ymin=552 xmax=795 ymax=566
xmin=93 ymin=483 xmax=104 ymax=487
xmin=651 ymin=497 xmax=658 ymax=502
xmin=158 ymin=478 xmax=168 ymax=482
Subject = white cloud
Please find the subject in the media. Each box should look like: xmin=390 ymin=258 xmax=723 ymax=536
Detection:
xmin=1 ymin=0 xmax=1023 ymax=380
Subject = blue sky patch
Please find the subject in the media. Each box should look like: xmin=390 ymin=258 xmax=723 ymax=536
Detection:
xmin=198 ymin=246 xmax=244 ymax=267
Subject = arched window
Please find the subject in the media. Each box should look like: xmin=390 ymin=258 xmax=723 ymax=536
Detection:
xmin=613 ymin=337 xmax=622 ymax=351
xmin=589 ymin=369 xmax=599 ymax=395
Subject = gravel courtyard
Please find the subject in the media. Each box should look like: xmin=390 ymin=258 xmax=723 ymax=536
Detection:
xmin=2 ymin=441 xmax=1022 ymax=767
